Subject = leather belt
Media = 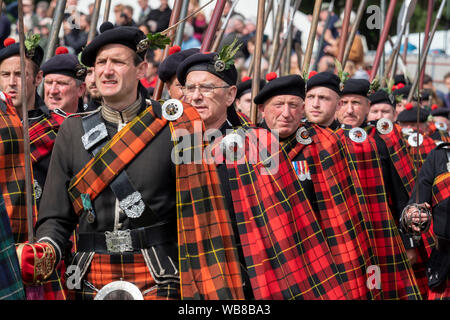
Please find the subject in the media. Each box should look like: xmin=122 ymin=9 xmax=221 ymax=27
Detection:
xmin=77 ymin=222 xmax=176 ymax=253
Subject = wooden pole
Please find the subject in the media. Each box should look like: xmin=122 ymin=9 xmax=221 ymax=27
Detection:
xmin=211 ymin=0 xmax=240 ymax=52
xmin=174 ymin=0 xmax=190 ymax=47
xmin=201 ymin=0 xmax=227 ymax=52
xmin=17 ymin=0 xmax=34 ymax=243
xmin=407 ymin=0 xmax=447 ymax=102
xmin=152 ymin=0 xmax=184 ymax=101
xmin=337 ymin=0 xmax=353 ymax=64
xmin=87 ymin=0 xmax=102 ymax=44
xmin=311 ymin=0 xmax=335 ymax=71
xmin=103 ymin=0 xmax=111 ymax=22
xmin=342 ymin=0 xmax=368 ymax=69
xmin=302 ymin=0 xmax=322 ymax=74
xmin=268 ymin=0 xmax=287 ymax=72
xmin=250 ymin=0 xmax=266 ymax=124
xmin=369 ymin=0 xmax=397 ymax=81
xmin=419 ymin=0 xmax=434 ymax=90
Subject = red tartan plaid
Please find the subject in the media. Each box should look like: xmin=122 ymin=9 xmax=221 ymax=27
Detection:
xmin=69 ymin=252 xmax=179 ymax=300
xmin=374 ymin=124 xmax=416 ymax=195
xmin=336 ymin=126 xmax=422 ymax=300
xmin=29 ymin=112 xmax=65 ymax=164
xmin=0 ymin=94 xmax=37 ymax=243
xmin=225 ymin=124 xmax=348 ymax=300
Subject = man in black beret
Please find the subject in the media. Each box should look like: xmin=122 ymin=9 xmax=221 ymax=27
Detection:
xmin=336 ymin=78 xmax=371 ymax=127
xmin=158 ymin=46 xmax=199 ymax=100
xmin=18 ymin=23 xmax=246 ymax=300
xmin=41 ymin=46 xmax=86 ymax=114
xmin=397 ymin=104 xmax=431 ymax=134
xmin=254 ymin=73 xmax=306 ymax=139
xmin=0 ymin=37 xmax=44 ymax=118
xmin=392 ymin=84 xmax=411 ymax=120
xmin=367 ymin=89 xmax=396 ymax=122
xmin=235 ymin=76 xmax=265 ymax=123
xmin=304 ymin=71 xmax=341 ymax=129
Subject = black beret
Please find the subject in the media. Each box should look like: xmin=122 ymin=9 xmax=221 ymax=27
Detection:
xmin=81 ymin=22 xmax=147 ymax=67
xmin=392 ymin=85 xmax=411 ymax=98
xmin=41 ymin=47 xmax=86 ymax=81
xmin=431 ymin=106 xmax=450 ymax=117
xmin=306 ymin=71 xmax=341 ymax=96
xmin=369 ymin=90 xmax=395 ymax=108
xmin=177 ymin=52 xmax=238 ymax=86
xmin=254 ymin=74 xmax=305 ymax=105
xmin=341 ymin=78 xmax=370 ymax=97
xmin=158 ymin=47 xmax=199 ymax=83
xmin=394 ymin=74 xmax=410 ymax=85
xmin=397 ymin=106 xmax=430 ymax=123
xmin=0 ymin=38 xmax=44 ymax=66
xmin=236 ymin=78 xmax=265 ymax=99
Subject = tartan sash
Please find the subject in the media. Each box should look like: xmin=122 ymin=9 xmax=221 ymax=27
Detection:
xmin=224 ymin=124 xmax=348 ymax=300
xmin=428 ymin=122 xmax=450 ymax=144
xmin=337 ymin=126 xmax=422 ymax=300
xmin=170 ymin=104 xmax=244 ymax=300
xmin=432 ymin=172 xmax=450 ymax=207
xmin=0 ymin=97 xmax=37 ymax=243
xmin=67 ymin=105 xmax=167 ymax=215
xmin=29 ymin=112 xmax=65 ymax=164
xmin=375 ymin=123 xmax=416 ymax=195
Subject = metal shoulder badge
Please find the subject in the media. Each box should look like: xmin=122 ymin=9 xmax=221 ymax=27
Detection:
xmin=349 ymin=127 xmax=367 ymax=143
xmin=376 ymin=118 xmax=393 ymax=135
xmin=408 ymin=133 xmax=423 ymax=147
xmin=296 ymin=126 xmax=312 ymax=145
xmin=162 ymin=99 xmax=183 ymax=121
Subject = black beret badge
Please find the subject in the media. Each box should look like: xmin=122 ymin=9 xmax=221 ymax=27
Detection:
xmin=137 ymin=33 xmax=171 ymax=53
xmin=76 ymin=51 xmax=88 ymax=78
xmin=214 ymin=37 xmax=242 ymax=73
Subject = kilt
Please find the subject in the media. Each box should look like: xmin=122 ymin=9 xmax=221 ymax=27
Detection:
xmin=225 ymin=124 xmax=347 ymax=300
xmin=69 ymin=252 xmax=180 ymax=300
xmin=0 ymin=191 xmax=25 ymax=300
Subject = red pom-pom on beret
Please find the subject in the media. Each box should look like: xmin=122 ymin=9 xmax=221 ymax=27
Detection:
xmin=308 ymin=71 xmax=318 ymax=79
xmin=266 ymin=72 xmax=277 ymax=81
xmin=405 ymin=102 xmax=413 ymax=110
xmin=169 ymin=45 xmax=181 ymax=55
xmin=55 ymin=46 xmax=69 ymax=55
xmin=3 ymin=38 xmax=15 ymax=47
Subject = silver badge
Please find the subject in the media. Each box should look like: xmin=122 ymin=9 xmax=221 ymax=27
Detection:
xmin=376 ymin=118 xmax=393 ymax=135
xmin=435 ymin=121 xmax=448 ymax=132
xmin=82 ymin=123 xmax=108 ymax=151
xmin=162 ymin=99 xmax=183 ymax=121
xmin=214 ymin=59 xmax=226 ymax=72
xmin=34 ymin=179 xmax=42 ymax=200
xmin=349 ymin=127 xmax=367 ymax=143
xmin=220 ymin=132 xmax=244 ymax=161
xmin=407 ymin=133 xmax=423 ymax=147
xmin=105 ymin=229 xmax=133 ymax=253
xmin=295 ymin=127 xmax=312 ymax=145
xmin=119 ymin=191 xmax=145 ymax=218
xmin=388 ymin=94 xmax=395 ymax=105
xmin=94 ymin=281 xmax=144 ymax=300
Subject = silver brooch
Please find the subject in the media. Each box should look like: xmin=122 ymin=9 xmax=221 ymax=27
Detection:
xmin=75 ymin=64 xmax=86 ymax=78
xmin=162 ymin=99 xmax=183 ymax=121
xmin=349 ymin=127 xmax=367 ymax=143
xmin=214 ymin=59 xmax=226 ymax=72
xmin=136 ymin=38 xmax=149 ymax=53
xmin=220 ymin=132 xmax=244 ymax=161
xmin=388 ymin=94 xmax=395 ymax=105
xmin=94 ymin=280 xmax=143 ymax=300
xmin=435 ymin=121 xmax=448 ymax=132
xmin=407 ymin=133 xmax=423 ymax=147
xmin=376 ymin=118 xmax=393 ymax=135
xmin=295 ymin=127 xmax=312 ymax=145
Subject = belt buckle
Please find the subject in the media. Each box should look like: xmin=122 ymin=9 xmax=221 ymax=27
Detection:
xmin=105 ymin=230 xmax=133 ymax=253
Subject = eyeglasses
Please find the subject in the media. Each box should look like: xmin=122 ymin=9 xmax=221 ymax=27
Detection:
xmin=183 ymin=84 xmax=230 ymax=96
